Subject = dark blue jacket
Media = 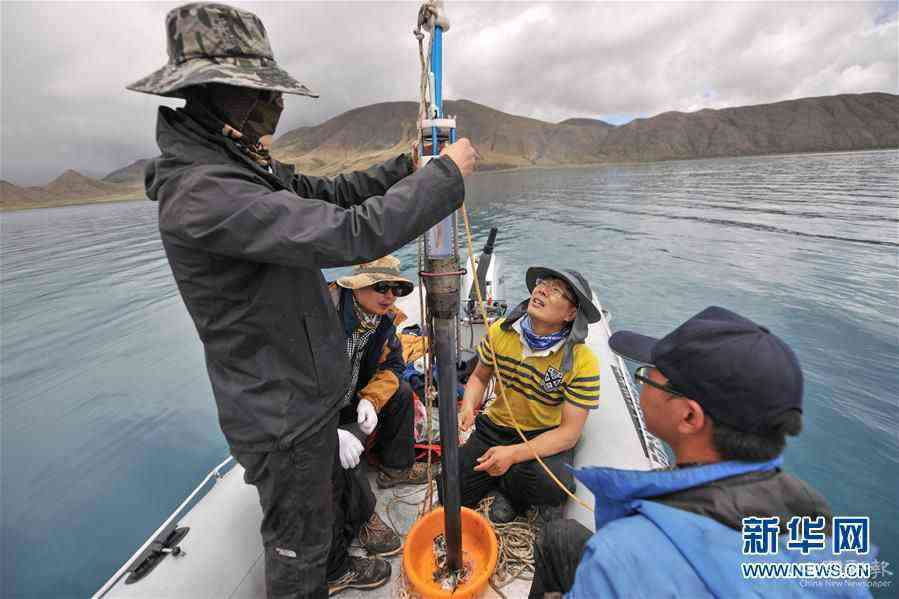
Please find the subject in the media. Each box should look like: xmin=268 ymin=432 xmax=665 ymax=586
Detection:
xmin=332 ymin=284 xmax=406 ymax=414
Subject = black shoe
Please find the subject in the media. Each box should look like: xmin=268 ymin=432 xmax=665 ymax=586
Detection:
xmin=486 ymin=490 xmax=517 ymax=524
xmin=328 ymin=556 xmax=391 ymax=596
xmin=376 ymin=462 xmax=435 ymax=489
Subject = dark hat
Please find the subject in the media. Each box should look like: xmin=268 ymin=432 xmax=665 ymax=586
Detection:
xmin=127 ymin=3 xmax=317 ymax=98
xmin=526 ymin=267 xmax=602 ymax=324
xmin=608 ymin=306 xmax=803 ymax=433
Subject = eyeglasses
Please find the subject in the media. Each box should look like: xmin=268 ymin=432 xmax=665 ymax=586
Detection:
xmin=534 ymin=277 xmax=577 ymax=304
xmin=634 ymin=365 xmax=685 ymax=397
xmin=371 ymin=281 xmax=413 ymax=297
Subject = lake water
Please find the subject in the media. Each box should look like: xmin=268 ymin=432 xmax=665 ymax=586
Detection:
xmin=2 ymin=150 xmax=897 ymax=598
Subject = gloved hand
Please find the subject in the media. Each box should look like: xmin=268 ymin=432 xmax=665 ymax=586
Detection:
xmin=356 ymin=399 xmax=378 ymax=436
xmin=337 ymin=428 xmax=364 ymax=469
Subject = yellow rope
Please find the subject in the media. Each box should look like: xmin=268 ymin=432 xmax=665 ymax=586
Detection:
xmin=459 ymin=205 xmax=594 ymax=513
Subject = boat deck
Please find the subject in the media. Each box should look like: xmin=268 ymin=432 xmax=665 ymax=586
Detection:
xmin=97 ymin=291 xmax=667 ymax=599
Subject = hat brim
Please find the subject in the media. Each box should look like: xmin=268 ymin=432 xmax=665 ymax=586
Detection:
xmin=608 ymin=331 xmax=659 ymax=363
xmin=336 ymin=273 xmax=414 ymax=294
xmin=127 ymin=58 xmax=318 ymax=98
xmin=525 ymin=267 xmax=602 ymax=323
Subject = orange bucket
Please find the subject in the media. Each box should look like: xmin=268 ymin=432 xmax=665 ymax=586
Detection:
xmin=403 ymin=507 xmax=498 ymax=599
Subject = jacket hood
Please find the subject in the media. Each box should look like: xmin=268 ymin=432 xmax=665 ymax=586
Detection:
xmin=574 ymin=458 xmax=785 ymax=531
xmin=145 ymin=107 xmax=225 ymax=202
xmin=146 ymin=106 xmax=286 ymax=203
xmin=501 ymin=299 xmax=588 ymax=373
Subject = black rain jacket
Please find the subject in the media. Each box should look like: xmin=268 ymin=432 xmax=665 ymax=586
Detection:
xmin=145 ymin=106 xmax=463 ymax=452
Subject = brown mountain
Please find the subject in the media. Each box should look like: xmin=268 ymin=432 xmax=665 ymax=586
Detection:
xmin=0 ymin=170 xmax=141 ymax=210
xmin=273 ymin=99 xmax=623 ymax=174
xmin=273 ymin=92 xmax=899 ymax=176
xmin=0 ymin=180 xmax=57 ymax=208
xmin=103 ymin=159 xmax=152 ymax=185
xmin=5 ymin=92 xmax=896 ymax=211
xmin=44 ymin=170 xmax=131 ymax=198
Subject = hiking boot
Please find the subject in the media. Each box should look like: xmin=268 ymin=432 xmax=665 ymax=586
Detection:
xmin=327 ymin=556 xmax=391 ymax=596
xmin=486 ymin=490 xmax=517 ymax=524
xmin=358 ymin=512 xmax=402 ymax=557
xmin=376 ymin=462 xmax=435 ymax=489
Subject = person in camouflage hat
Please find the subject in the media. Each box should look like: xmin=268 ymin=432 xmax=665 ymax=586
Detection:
xmin=129 ymin=3 xmax=478 ymax=598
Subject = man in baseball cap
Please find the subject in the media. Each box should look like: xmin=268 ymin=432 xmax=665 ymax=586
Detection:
xmin=530 ymin=307 xmax=875 ymax=599
xmin=129 ymin=3 xmax=478 ymax=597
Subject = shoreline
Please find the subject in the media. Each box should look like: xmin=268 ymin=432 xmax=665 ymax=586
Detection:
xmin=1 ymin=191 xmax=147 ymax=213
xmin=2 ymin=146 xmax=895 ymax=213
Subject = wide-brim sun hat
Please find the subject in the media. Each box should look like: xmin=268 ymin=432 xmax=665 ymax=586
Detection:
xmin=127 ymin=3 xmax=318 ymax=98
xmin=525 ymin=267 xmax=602 ymax=324
xmin=337 ymin=256 xmax=414 ymax=296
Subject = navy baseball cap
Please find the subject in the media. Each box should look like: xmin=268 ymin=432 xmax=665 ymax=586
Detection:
xmin=608 ymin=306 xmax=803 ymax=433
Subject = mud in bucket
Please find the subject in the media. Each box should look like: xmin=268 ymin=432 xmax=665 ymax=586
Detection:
xmin=403 ymin=507 xmax=498 ymax=598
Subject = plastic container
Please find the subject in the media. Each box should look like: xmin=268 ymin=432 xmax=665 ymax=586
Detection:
xmin=403 ymin=507 xmax=498 ymax=599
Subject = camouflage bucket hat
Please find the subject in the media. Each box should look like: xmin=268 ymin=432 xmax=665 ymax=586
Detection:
xmin=127 ymin=2 xmax=317 ymax=98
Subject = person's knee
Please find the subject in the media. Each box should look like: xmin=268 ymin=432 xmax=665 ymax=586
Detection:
xmin=507 ymin=459 xmax=573 ymax=506
xmin=379 ymin=380 xmax=413 ymax=420
xmin=540 ymin=519 xmax=586 ymax=551
xmin=393 ymin=380 xmax=413 ymax=407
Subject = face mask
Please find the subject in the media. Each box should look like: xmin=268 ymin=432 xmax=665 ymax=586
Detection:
xmin=241 ymin=91 xmax=283 ymax=145
xmin=205 ymin=84 xmax=283 ymax=144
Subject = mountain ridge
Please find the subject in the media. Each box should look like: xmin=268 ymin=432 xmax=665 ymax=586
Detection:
xmin=2 ymin=92 xmax=897 ymax=210
xmin=271 ymin=92 xmax=899 ymax=176
xmin=1 ymin=170 xmax=142 ymax=211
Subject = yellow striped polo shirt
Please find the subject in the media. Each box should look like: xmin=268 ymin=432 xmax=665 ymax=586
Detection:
xmin=477 ymin=318 xmax=600 ymax=431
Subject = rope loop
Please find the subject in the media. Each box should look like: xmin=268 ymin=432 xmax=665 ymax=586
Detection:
xmin=417 ymin=0 xmax=450 ymax=33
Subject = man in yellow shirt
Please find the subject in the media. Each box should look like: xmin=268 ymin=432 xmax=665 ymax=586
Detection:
xmin=454 ymin=267 xmax=602 ymax=523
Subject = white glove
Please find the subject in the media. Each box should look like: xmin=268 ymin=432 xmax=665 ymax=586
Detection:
xmin=337 ymin=428 xmax=364 ymax=469
xmin=356 ymin=399 xmax=378 ymax=436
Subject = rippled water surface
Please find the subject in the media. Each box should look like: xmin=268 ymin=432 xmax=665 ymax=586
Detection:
xmin=2 ymin=150 xmax=897 ymax=598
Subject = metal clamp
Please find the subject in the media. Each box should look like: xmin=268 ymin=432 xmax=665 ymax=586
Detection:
xmin=420 ymin=118 xmax=457 ymax=130
xmin=419 ymin=269 xmax=467 ymax=278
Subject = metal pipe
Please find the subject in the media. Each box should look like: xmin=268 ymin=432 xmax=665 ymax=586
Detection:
xmin=422 ymin=12 xmax=463 ymax=574
xmin=433 ymin=317 xmax=462 ymax=572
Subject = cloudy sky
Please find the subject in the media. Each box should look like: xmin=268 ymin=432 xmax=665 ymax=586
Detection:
xmin=1 ymin=1 xmax=896 ymax=186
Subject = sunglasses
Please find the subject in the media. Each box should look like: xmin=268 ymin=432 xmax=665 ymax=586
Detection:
xmin=634 ymin=365 xmax=685 ymax=397
xmin=371 ymin=281 xmax=413 ymax=297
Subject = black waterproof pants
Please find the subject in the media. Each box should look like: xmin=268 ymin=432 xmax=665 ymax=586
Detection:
xmin=326 ymin=459 xmax=377 ymax=579
xmin=341 ymin=380 xmax=416 ymax=470
xmin=528 ymin=519 xmax=593 ymax=598
xmin=322 ymin=380 xmax=418 ymax=579
xmin=233 ymin=415 xmax=339 ymax=599
xmin=452 ymin=414 xmax=576 ymax=514
xmin=370 ymin=381 xmax=416 ymax=469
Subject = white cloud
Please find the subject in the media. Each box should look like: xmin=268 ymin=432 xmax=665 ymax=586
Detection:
xmin=1 ymin=0 xmax=896 ymax=185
